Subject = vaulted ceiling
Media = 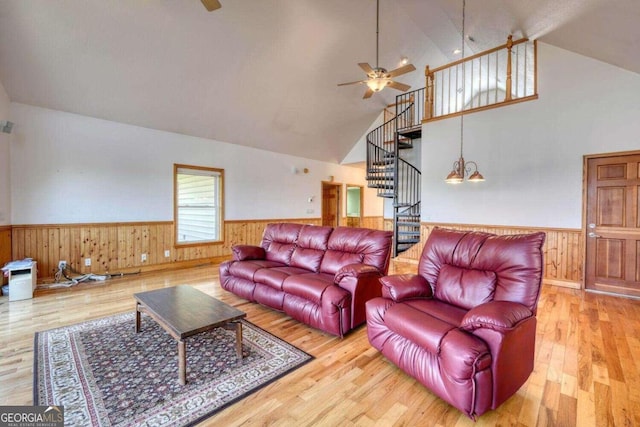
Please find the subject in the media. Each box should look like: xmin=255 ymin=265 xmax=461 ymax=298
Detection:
xmin=0 ymin=0 xmax=638 ymax=163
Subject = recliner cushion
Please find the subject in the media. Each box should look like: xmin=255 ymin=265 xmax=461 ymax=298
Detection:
xmin=282 ymin=273 xmax=335 ymax=304
xmin=435 ymin=264 xmax=497 ymax=310
xmin=228 ymin=260 xmax=286 ymax=281
xmin=384 ymin=303 xmax=456 ymax=354
xmin=253 ymin=266 xmax=310 ymax=290
xmin=290 ymin=225 xmax=332 ymax=272
xmin=262 ymin=223 xmax=303 ymax=265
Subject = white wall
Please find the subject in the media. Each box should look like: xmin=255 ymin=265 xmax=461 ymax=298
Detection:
xmin=9 ymin=103 xmax=382 ymax=224
xmin=421 ymin=43 xmax=640 ymax=229
xmin=0 ymin=80 xmax=10 ymax=225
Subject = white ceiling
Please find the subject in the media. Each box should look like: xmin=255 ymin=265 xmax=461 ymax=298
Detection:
xmin=0 ymin=0 xmax=638 ymax=163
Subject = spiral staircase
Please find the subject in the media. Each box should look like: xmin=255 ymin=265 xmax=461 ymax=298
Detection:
xmin=366 ymin=89 xmax=424 ymax=256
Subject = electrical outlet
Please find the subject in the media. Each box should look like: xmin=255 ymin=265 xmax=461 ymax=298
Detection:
xmin=164 ymin=250 xmax=170 ymax=258
xmin=58 ymin=260 xmax=67 ymax=270
xmin=141 ymin=253 xmax=147 ymax=262
xmin=84 ymin=258 xmax=91 ymax=267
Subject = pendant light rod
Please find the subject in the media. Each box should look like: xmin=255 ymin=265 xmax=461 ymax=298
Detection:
xmin=445 ymin=0 xmax=485 ymax=184
xmin=375 ymin=0 xmax=380 ymax=68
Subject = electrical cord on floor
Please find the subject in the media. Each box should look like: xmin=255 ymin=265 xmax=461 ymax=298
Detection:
xmin=41 ymin=264 xmax=141 ymax=289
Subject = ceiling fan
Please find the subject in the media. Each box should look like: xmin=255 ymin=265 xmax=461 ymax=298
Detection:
xmin=338 ymin=0 xmax=416 ymax=99
xmin=200 ymin=0 xmax=222 ymax=12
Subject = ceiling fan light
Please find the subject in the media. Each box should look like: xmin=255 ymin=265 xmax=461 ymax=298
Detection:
xmin=366 ymin=78 xmax=388 ymax=92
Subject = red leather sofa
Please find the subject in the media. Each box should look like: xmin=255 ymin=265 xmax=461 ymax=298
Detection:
xmin=220 ymin=223 xmax=393 ymax=336
xmin=366 ymin=227 xmax=545 ymax=419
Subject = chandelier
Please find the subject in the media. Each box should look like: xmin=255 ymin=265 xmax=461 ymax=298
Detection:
xmin=445 ymin=0 xmax=485 ymax=184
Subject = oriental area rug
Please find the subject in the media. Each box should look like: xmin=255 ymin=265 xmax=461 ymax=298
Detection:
xmin=34 ymin=312 xmax=313 ymax=426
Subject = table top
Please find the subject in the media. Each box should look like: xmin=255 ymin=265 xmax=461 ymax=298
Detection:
xmin=134 ymin=286 xmax=246 ymax=339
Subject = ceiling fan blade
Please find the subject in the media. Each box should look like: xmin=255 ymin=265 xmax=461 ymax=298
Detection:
xmin=337 ymin=80 xmax=367 ymax=87
xmin=358 ymin=63 xmax=375 ymax=74
xmin=363 ymin=88 xmax=375 ymax=99
xmin=388 ymin=81 xmax=411 ymax=92
xmin=386 ymin=64 xmax=416 ymax=78
xmin=201 ymin=0 xmax=222 ymax=11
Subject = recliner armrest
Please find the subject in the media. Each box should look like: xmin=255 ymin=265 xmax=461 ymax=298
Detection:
xmin=460 ymin=300 xmax=533 ymax=333
xmin=334 ymin=263 xmax=381 ymax=284
xmin=379 ymin=274 xmax=432 ymax=302
xmin=232 ymin=245 xmax=266 ymax=261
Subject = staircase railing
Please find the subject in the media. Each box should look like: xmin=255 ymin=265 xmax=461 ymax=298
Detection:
xmin=395 ymin=88 xmax=424 ymax=135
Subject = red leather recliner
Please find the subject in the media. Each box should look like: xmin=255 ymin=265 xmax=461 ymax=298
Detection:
xmin=366 ymin=227 xmax=545 ymax=419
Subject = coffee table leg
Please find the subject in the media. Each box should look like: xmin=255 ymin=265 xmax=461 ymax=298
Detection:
xmin=135 ymin=303 xmax=141 ymax=333
xmin=235 ymin=322 xmax=243 ymax=359
xmin=178 ymin=340 xmax=186 ymax=385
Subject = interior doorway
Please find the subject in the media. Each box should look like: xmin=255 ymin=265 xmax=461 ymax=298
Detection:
xmin=321 ymin=181 xmax=342 ymax=227
xmin=345 ymin=184 xmax=364 ymax=227
xmin=584 ymin=151 xmax=640 ymax=297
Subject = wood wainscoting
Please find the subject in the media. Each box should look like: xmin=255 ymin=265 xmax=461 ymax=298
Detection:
xmin=11 ymin=219 xmax=319 ymax=280
xmin=394 ymin=223 xmax=584 ymax=289
xmin=10 ymin=217 xmax=388 ymax=281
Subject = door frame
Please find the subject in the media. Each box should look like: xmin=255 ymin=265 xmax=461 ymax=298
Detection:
xmin=345 ymin=183 xmax=364 ymax=227
xmin=321 ymin=181 xmax=342 ymax=227
xmin=582 ymin=149 xmax=640 ymax=293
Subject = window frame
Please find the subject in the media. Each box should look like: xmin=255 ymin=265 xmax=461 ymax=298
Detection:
xmin=173 ymin=163 xmax=225 ymax=247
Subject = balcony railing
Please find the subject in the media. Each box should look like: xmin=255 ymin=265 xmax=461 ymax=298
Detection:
xmin=423 ymin=36 xmax=537 ymax=122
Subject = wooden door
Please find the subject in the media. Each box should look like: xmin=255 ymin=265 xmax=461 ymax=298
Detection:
xmin=322 ymin=182 xmax=341 ymax=227
xmin=585 ymin=153 xmax=640 ymax=297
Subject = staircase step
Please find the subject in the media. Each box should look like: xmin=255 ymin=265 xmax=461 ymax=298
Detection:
xmin=372 ymin=159 xmax=394 ymax=166
xmin=378 ymin=193 xmax=395 ymax=198
xmin=397 ymin=221 xmax=421 ymax=227
xmin=398 ymin=231 xmax=421 ymax=236
xmin=397 ymin=126 xmax=422 ymax=139
xmin=397 ymin=239 xmax=420 ymax=245
xmin=367 ymin=168 xmax=394 ymax=174
xmin=366 ymin=175 xmax=393 ymax=181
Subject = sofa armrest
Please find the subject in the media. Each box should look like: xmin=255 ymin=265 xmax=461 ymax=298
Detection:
xmin=379 ymin=274 xmax=433 ymax=302
xmin=460 ymin=300 xmax=533 ymax=333
xmin=334 ymin=263 xmax=381 ymax=283
xmin=231 ymin=245 xmax=266 ymax=261
xmin=334 ymin=263 xmax=383 ymax=328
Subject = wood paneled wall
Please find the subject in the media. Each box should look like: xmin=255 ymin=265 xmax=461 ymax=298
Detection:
xmin=394 ymin=223 xmax=584 ymax=288
xmin=8 ymin=218 xmax=583 ymax=288
xmin=11 ymin=218 xmax=322 ymax=280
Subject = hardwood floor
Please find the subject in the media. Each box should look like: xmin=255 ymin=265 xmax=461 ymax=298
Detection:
xmin=1 ymin=261 xmax=639 ymax=426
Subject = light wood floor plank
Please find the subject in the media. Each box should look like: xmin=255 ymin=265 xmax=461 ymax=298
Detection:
xmin=1 ymin=261 xmax=640 ymax=426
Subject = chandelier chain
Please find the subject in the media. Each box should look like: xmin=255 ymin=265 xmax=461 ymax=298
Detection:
xmin=460 ymin=0 xmax=466 ymax=158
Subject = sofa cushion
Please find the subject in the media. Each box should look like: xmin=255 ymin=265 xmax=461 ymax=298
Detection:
xmin=434 ymin=264 xmax=497 ymax=310
xmin=282 ymin=273 xmax=335 ymax=304
xmin=290 ymin=225 xmax=332 ymax=272
xmin=262 ymin=223 xmax=303 ymax=265
xmin=228 ymin=260 xmax=286 ymax=281
xmin=320 ymin=227 xmax=392 ymax=275
xmin=253 ymin=266 xmax=310 ymax=290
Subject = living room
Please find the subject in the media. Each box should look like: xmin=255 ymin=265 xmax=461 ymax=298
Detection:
xmin=1 ymin=1 xmax=640 ymax=426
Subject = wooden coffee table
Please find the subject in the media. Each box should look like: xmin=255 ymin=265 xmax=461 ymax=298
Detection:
xmin=134 ymin=285 xmax=246 ymax=385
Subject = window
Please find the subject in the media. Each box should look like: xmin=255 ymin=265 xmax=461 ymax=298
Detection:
xmin=174 ymin=164 xmax=224 ymax=245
